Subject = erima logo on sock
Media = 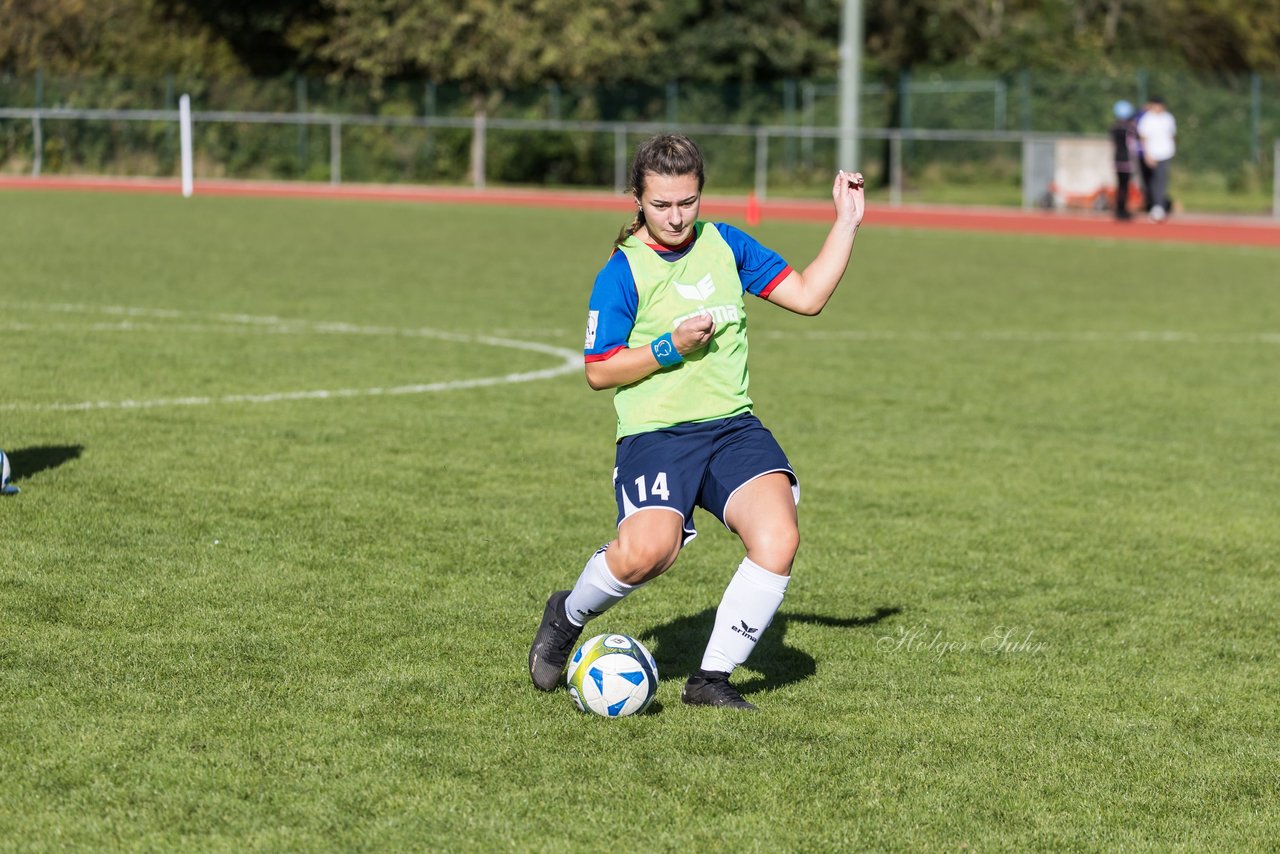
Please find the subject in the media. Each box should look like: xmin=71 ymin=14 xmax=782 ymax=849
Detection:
xmin=576 ymin=607 xmax=604 ymax=620
xmin=731 ymin=620 xmax=760 ymax=642
xmin=674 ymin=274 xmax=715 ymax=302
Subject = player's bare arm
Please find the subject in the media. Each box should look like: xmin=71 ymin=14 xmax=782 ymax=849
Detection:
xmin=765 ymin=170 xmax=865 ymax=316
xmin=585 ymin=312 xmax=715 ymax=390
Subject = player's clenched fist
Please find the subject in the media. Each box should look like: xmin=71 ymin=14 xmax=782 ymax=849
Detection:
xmin=673 ymin=311 xmax=715 ymax=355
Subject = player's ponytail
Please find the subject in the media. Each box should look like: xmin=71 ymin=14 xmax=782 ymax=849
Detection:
xmin=614 ymin=134 xmax=706 ymax=248
xmin=615 ymin=209 xmax=646 ymax=247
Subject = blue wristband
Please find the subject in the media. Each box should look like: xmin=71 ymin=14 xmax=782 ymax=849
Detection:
xmin=650 ymin=332 xmax=683 ymax=367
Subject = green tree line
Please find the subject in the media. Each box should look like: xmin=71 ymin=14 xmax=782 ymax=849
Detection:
xmin=3 ymin=0 xmax=1278 ymax=90
xmin=3 ymin=0 xmax=1276 ymax=207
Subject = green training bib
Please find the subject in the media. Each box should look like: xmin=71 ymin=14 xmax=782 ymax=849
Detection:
xmin=614 ymin=222 xmax=753 ymax=439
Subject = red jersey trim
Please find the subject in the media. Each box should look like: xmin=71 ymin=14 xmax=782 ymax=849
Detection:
xmin=644 ymin=232 xmax=697 ymax=254
xmin=584 ymin=344 xmax=627 ymax=363
xmin=759 ymin=265 xmax=794 ymax=299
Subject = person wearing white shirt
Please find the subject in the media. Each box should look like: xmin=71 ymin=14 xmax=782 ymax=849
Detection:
xmin=1136 ymin=96 xmax=1177 ymax=222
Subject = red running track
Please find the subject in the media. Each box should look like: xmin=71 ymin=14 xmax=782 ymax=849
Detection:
xmin=4 ymin=175 xmax=1278 ymax=249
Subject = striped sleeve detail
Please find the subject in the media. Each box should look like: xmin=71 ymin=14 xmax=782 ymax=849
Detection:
xmin=758 ymin=265 xmax=793 ymax=299
xmin=585 ymin=344 xmax=627 ymax=363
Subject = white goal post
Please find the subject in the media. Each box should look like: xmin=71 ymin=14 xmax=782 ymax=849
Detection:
xmin=179 ymin=93 xmax=193 ymax=198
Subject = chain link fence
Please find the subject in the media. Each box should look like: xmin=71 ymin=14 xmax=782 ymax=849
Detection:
xmin=2 ymin=68 xmax=1276 ymax=214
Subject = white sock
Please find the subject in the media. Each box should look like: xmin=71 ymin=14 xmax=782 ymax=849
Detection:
xmin=699 ymin=557 xmax=790 ymax=674
xmin=564 ymin=545 xmax=637 ymax=627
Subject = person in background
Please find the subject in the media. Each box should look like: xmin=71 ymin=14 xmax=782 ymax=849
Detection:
xmin=1133 ymin=100 xmax=1154 ymax=214
xmin=1136 ymin=96 xmax=1177 ymax=222
xmin=1110 ymin=100 xmax=1138 ymax=221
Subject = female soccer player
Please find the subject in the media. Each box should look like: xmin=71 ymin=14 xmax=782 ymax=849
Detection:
xmin=529 ymin=134 xmax=865 ymax=709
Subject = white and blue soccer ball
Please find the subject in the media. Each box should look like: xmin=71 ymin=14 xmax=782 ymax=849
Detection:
xmin=566 ymin=633 xmax=658 ymax=717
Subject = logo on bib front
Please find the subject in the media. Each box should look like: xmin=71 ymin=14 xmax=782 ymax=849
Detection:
xmin=675 ymin=304 xmax=739 ymax=326
xmin=674 ymin=274 xmax=715 ymax=302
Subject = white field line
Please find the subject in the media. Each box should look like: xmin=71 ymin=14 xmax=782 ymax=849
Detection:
xmin=4 ymin=302 xmax=1278 ymax=411
xmin=0 ymin=303 xmax=581 ymax=413
xmin=8 ymin=305 xmax=1278 ymax=347
xmin=0 ymin=320 xmax=575 ymax=338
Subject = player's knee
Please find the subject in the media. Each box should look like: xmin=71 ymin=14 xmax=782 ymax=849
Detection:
xmin=747 ymin=525 xmax=800 ymax=574
xmin=611 ymin=533 xmax=681 ymax=585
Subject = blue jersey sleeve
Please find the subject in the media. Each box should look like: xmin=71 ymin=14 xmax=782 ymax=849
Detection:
xmin=713 ymin=222 xmax=793 ymax=298
xmin=584 ymin=250 xmax=638 ymax=362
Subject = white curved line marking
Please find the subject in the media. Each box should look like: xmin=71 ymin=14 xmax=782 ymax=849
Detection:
xmin=0 ymin=303 xmax=580 ymax=413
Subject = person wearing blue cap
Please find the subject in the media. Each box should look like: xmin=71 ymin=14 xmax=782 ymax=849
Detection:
xmin=1 ymin=449 xmax=19 ymax=495
xmin=1110 ymin=100 xmax=1138 ymax=221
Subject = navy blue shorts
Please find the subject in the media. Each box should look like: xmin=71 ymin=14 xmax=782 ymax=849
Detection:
xmin=613 ymin=412 xmax=798 ymax=545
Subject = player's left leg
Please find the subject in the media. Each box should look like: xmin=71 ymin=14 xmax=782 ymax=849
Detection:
xmin=723 ymin=472 xmax=799 ymax=575
xmin=683 ymin=417 xmax=800 ymax=710
xmin=684 ymin=474 xmax=797 ymax=709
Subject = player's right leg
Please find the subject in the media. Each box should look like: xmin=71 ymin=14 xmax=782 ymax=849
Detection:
xmin=528 ymin=588 xmax=585 ymax=691
xmin=529 ymin=429 xmax=703 ymax=692
xmin=528 ymin=513 xmax=686 ymax=691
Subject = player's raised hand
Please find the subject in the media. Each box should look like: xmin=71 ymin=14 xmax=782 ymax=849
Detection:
xmin=833 ymin=170 xmax=866 ymax=229
xmin=673 ymin=311 xmax=716 ymax=354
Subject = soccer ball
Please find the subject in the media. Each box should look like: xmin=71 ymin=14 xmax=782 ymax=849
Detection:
xmin=566 ymin=633 xmax=658 ymax=717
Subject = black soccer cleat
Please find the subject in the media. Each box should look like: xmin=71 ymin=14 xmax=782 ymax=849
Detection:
xmin=681 ymin=669 xmax=759 ymax=711
xmin=528 ymin=590 xmax=583 ymax=691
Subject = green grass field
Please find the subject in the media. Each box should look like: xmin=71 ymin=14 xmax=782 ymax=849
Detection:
xmin=2 ymin=190 xmax=1278 ymax=850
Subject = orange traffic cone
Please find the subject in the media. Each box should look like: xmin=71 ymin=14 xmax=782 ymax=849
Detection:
xmin=746 ymin=191 xmax=761 ymax=227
